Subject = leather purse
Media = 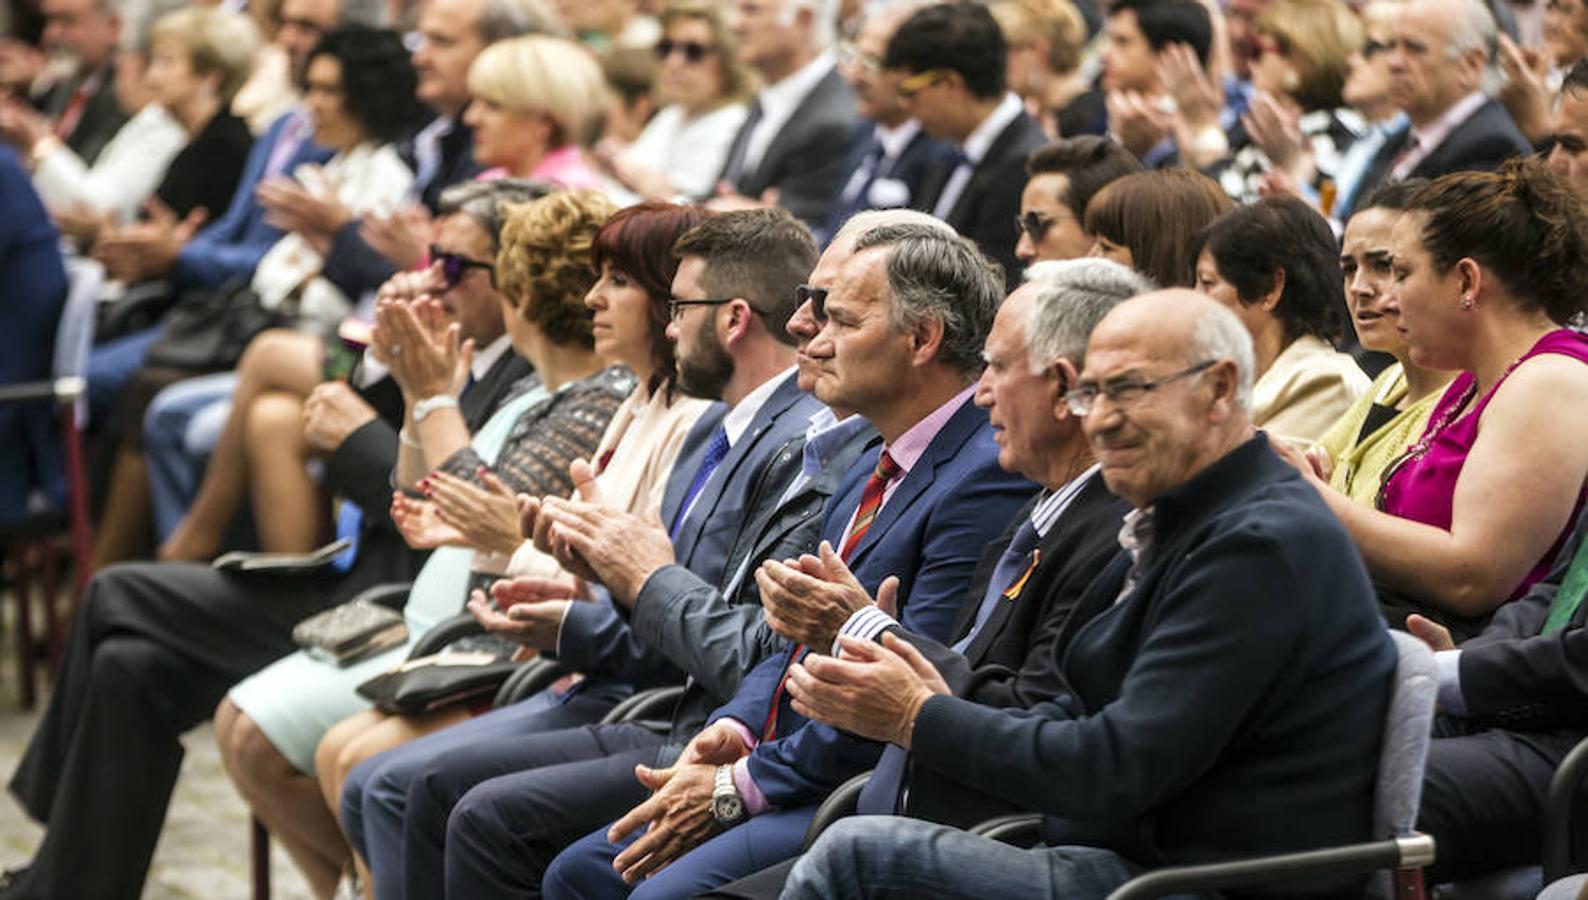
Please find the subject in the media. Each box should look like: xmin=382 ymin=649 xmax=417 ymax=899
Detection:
xmin=355 ymin=652 xmax=520 ymax=714
xmin=292 ymin=600 xmax=408 ymax=667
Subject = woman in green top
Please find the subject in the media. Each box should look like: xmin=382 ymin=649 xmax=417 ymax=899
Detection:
xmin=1313 ymin=182 xmax=1454 ymax=502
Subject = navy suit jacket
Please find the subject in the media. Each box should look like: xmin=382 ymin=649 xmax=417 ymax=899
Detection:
xmin=916 ymin=110 xmax=1049 ymax=290
xmin=173 ymin=110 xmax=333 ymax=292
xmin=708 ymin=397 xmax=1036 ymax=808
xmin=0 ymin=145 xmax=68 ymax=524
xmin=556 ymin=374 xmax=823 ymax=687
xmin=816 ymin=120 xmax=959 ymax=246
xmin=1457 ymin=507 xmax=1588 ymax=731
xmin=908 ymin=437 xmax=1395 ymax=896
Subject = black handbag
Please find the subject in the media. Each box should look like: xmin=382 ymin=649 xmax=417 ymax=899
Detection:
xmin=142 ymin=275 xmax=292 ymax=373
xmin=355 ymin=652 xmax=520 ymax=714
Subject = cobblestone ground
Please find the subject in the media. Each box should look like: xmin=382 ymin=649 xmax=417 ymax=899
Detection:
xmin=0 ymin=585 xmax=315 ymax=899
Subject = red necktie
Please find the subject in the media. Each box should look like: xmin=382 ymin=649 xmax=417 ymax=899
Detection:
xmin=763 ymin=451 xmax=902 ymax=741
xmin=53 ymin=84 xmax=90 ymax=141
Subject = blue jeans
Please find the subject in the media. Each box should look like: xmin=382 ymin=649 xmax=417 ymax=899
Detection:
xmin=783 ymin=817 xmax=1151 ymax=900
xmin=87 ymin=327 xmax=162 ymax=428
xmin=143 ymin=373 xmax=236 ymax=539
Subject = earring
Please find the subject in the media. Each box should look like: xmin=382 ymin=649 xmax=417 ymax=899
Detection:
xmin=1460 ymin=295 xmax=1474 ymax=310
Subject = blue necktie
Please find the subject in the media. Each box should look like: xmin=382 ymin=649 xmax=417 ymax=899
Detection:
xmin=953 ymin=519 xmax=1041 ymax=653
xmin=670 ymin=426 xmax=730 ymax=538
xmin=858 ymin=518 xmax=1043 ymax=815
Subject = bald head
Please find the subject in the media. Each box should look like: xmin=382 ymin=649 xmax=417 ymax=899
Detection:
xmin=1078 ymin=290 xmax=1256 ymax=507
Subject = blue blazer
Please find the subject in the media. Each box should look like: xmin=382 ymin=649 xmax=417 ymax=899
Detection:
xmin=556 ymin=374 xmax=824 ymax=687
xmin=708 ymin=397 xmax=1036 ymax=807
xmin=0 ymin=146 xmax=68 ymax=524
xmin=174 ymin=109 xmax=332 ymax=292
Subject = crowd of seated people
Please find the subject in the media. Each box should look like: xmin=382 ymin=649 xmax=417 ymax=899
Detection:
xmin=4 ymin=0 xmax=1588 ymax=897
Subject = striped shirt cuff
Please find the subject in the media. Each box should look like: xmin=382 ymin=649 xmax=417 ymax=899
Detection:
xmin=833 ymin=605 xmax=900 ymax=656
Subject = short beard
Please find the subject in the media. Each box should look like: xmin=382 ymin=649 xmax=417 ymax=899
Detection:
xmin=677 ymin=316 xmax=735 ymax=400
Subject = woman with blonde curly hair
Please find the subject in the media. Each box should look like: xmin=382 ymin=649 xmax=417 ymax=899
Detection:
xmin=210 ymin=189 xmax=635 ymax=899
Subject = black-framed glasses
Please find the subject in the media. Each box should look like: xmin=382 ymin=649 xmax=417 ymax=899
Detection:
xmin=1016 ymin=211 xmax=1053 ymax=242
xmin=795 ymin=284 xmax=828 ymax=323
xmin=655 ymin=38 xmax=715 ymax=63
xmin=1064 ymin=360 xmax=1216 ymax=416
xmin=430 ymin=245 xmax=496 ymax=289
xmin=667 ymin=297 xmax=735 ymax=320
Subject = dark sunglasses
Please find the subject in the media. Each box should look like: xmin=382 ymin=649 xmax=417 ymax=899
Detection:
xmin=430 ymin=245 xmax=496 ymax=289
xmin=1016 ymin=211 xmax=1053 ymax=242
xmin=655 ymin=39 xmax=715 ymax=63
xmin=795 ymin=284 xmax=828 ymax=322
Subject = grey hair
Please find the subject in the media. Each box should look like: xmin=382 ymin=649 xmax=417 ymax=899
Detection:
xmin=438 ymin=178 xmax=555 ymax=248
xmin=853 ymin=224 xmax=1003 ymax=377
xmin=1187 ymin=301 xmax=1256 ymax=413
xmin=833 ymin=208 xmax=955 ymax=244
xmin=1441 ymin=0 xmax=1499 ymax=92
xmin=339 ymin=0 xmax=389 ymax=27
xmin=478 ymin=0 xmax=566 ymax=43
xmin=1023 ymin=258 xmax=1155 ymax=371
xmin=782 ymin=0 xmax=839 ymax=52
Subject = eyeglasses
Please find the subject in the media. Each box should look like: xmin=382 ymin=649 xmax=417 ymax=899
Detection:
xmin=668 ymin=297 xmax=735 ymax=320
xmin=1063 ymin=360 xmax=1216 ymax=416
xmin=794 ymin=284 xmax=828 ymax=323
xmin=835 ymin=41 xmax=881 ymax=76
xmin=655 ymin=39 xmax=715 ymax=63
xmin=430 ymin=245 xmax=496 ymax=289
xmin=1015 ymin=211 xmax=1053 ymax=242
xmin=896 ymin=67 xmax=950 ymax=97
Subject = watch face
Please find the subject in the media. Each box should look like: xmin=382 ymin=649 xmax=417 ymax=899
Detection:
xmin=712 ymin=793 xmax=745 ymax=824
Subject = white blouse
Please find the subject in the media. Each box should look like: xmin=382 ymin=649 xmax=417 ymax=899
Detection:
xmin=623 ymin=102 xmax=749 ymax=200
xmin=251 ymin=141 xmax=414 ymax=332
xmin=32 ymin=104 xmax=187 ymax=222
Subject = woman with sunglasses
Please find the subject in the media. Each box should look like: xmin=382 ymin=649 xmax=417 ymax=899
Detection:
xmin=213 ymin=189 xmax=641 ymax=898
xmin=595 ymin=0 xmax=755 ymax=201
xmin=463 ymin=35 xmax=609 ymax=189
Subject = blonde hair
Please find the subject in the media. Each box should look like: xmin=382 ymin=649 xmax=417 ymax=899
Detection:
xmin=991 ymin=0 xmax=1087 ymax=75
xmin=1256 ymin=0 xmax=1364 ymax=111
xmin=658 ymin=0 xmax=757 ymax=105
xmin=148 ymin=6 xmax=262 ymax=103
xmin=497 ymin=190 xmax=617 ymax=347
xmin=467 ymin=35 xmax=609 ymax=146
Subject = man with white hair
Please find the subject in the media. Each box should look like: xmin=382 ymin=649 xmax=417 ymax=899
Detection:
xmin=711 ymin=0 xmax=857 ymax=227
xmin=1353 ymin=0 xmax=1530 ymax=202
xmin=781 ymin=290 xmax=1398 ymax=899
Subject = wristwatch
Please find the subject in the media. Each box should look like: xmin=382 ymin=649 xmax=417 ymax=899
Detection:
xmin=411 ymin=394 xmax=459 ymax=424
xmin=711 ymin=764 xmax=747 ymax=826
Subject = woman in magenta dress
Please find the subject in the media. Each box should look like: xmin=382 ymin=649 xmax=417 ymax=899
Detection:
xmin=1284 ymin=159 xmax=1588 ymax=641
